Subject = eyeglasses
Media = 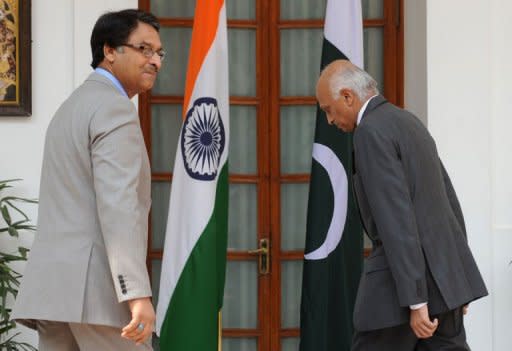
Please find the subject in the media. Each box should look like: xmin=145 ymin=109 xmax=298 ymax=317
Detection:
xmin=121 ymin=43 xmax=166 ymax=62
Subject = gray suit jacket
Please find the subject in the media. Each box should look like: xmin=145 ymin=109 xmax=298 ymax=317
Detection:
xmin=352 ymin=96 xmax=488 ymax=331
xmin=13 ymin=72 xmax=152 ymax=329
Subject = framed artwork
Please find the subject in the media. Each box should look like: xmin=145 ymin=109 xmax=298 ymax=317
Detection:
xmin=0 ymin=0 xmax=31 ymax=116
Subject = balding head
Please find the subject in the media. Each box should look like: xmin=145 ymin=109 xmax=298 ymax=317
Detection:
xmin=315 ymin=60 xmax=379 ymax=132
xmin=317 ymin=59 xmax=379 ymax=101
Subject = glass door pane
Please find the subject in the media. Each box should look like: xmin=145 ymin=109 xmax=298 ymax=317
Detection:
xmin=364 ymin=27 xmax=384 ymax=92
xmin=280 ymin=106 xmax=316 ymax=174
xmin=281 ymin=260 xmax=303 ymax=328
xmin=230 ymin=106 xmax=258 ymax=174
xmin=226 ymin=0 xmax=256 ymax=19
xmin=151 ymin=182 xmax=171 ymax=250
xmin=151 ymin=105 xmax=182 ymax=173
xmin=152 ymin=28 xmax=192 ymax=95
xmin=281 ymin=337 xmax=300 ymax=351
xmin=222 ymin=338 xmax=258 ymax=351
xmin=228 ymin=184 xmax=258 ymax=250
xmin=280 ymin=29 xmax=323 ymax=96
xmin=228 ymin=29 xmax=257 ymax=96
xmin=223 ymin=261 xmax=259 ymax=328
xmin=362 ymin=0 xmax=384 ymax=19
xmin=280 ymin=0 xmax=327 ymax=19
xmin=280 ymin=184 xmax=309 ymax=250
xmin=151 ymin=0 xmax=196 ymax=17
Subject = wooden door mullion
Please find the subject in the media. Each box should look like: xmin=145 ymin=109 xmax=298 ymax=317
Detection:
xmin=257 ymin=0 xmax=272 ymax=350
xmin=396 ymin=0 xmax=404 ymax=107
xmin=268 ymin=1 xmax=282 ymax=350
xmin=383 ymin=0 xmax=398 ymax=103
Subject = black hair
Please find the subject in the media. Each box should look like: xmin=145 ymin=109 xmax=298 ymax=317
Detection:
xmin=90 ymin=9 xmax=160 ymax=69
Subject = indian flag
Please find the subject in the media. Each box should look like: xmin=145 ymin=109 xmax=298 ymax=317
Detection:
xmin=156 ymin=1 xmax=229 ymax=350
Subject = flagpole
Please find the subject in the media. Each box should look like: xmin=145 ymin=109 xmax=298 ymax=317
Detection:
xmin=218 ymin=311 xmax=222 ymax=351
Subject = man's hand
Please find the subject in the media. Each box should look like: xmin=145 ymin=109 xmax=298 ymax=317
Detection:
xmin=410 ymin=304 xmax=438 ymax=339
xmin=122 ymin=297 xmax=155 ymax=345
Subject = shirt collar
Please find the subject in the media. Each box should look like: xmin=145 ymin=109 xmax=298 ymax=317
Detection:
xmin=94 ymin=67 xmax=128 ymax=97
xmin=357 ymin=95 xmax=378 ymax=126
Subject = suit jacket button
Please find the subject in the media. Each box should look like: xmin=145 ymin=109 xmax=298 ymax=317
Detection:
xmin=121 ymin=283 xmax=126 ymax=289
xmin=118 ymin=275 xmax=123 ymax=279
xmin=122 ymin=289 xmax=127 ymax=294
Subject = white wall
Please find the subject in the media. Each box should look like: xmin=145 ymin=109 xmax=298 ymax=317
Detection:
xmin=423 ymin=0 xmax=512 ymax=350
xmin=488 ymin=1 xmax=512 ymax=350
xmin=0 ymin=0 xmax=136 ymax=347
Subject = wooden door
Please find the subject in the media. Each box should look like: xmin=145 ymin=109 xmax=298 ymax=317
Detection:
xmin=139 ymin=1 xmax=402 ymax=350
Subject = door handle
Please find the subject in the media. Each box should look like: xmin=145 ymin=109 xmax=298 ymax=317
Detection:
xmin=248 ymin=238 xmax=270 ymax=275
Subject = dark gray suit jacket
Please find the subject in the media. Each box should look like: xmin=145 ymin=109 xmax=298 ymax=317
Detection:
xmin=352 ymin=95 xmax=488 ymax=331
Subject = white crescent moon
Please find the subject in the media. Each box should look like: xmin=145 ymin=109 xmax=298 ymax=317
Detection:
xmin=304 ymin=143 xmax=348 ymax=260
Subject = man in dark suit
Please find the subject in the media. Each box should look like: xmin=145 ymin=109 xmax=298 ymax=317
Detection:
xmin=315 ymin=60 xmax=488 ymax=351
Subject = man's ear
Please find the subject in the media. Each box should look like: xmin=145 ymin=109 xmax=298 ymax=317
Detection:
xmin=339 ymin=88 xmax=354 ymax=105
xmin=103 ymin=44 xmax=116 ymax=64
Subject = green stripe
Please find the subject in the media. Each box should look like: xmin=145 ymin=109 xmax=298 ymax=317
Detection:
xmin=159 ymin=164 xmax=229 ymax=350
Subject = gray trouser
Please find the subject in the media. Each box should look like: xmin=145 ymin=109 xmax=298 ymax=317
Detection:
xmin=36 ymin=320 xmax=152 ymax=351
xmin=352 ymin=308 xmax=470 ymax=351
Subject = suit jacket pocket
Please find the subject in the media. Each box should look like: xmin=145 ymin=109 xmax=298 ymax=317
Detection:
xmin=354 ymin=253 xmax=409 ymax=331
xmin=365 ymin=254 xmax=389 ymax=273
xmin=14 ymin=234 xmax=93 ymax=323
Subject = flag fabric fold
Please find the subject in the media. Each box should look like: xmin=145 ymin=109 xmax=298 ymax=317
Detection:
xmin=300 ymin=0 xmax=364 ymax=350
xmin=156 ymin=1 xmax=229 ymax=350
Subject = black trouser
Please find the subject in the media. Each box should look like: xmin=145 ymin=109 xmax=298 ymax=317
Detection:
xmin=351 ymin=308 xmax=470 ymax=351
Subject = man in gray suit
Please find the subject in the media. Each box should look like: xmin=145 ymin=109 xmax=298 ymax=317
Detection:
xmin=315 ymin=60 xmax=488 ymax=351
xmin=13 ymin=9 xmax=165 ymax=350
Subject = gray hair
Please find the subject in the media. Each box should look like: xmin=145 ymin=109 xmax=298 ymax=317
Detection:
xmin=328 ymin=64 xmax=379 ymax=100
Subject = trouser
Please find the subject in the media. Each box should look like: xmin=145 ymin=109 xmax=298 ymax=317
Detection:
xmin=36 ymin=320 xmax=152 ymax=351
xmin=351 ymin=308 xmax=470 ymax=351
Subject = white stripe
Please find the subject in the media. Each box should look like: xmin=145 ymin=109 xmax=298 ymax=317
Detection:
xmin=156 ymin=4 xmax=229 ymax=335
xmin=304 ymin=143 xmax=348 ymax=260
xmin=324 ymin=0 xmax=364 ymax=68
